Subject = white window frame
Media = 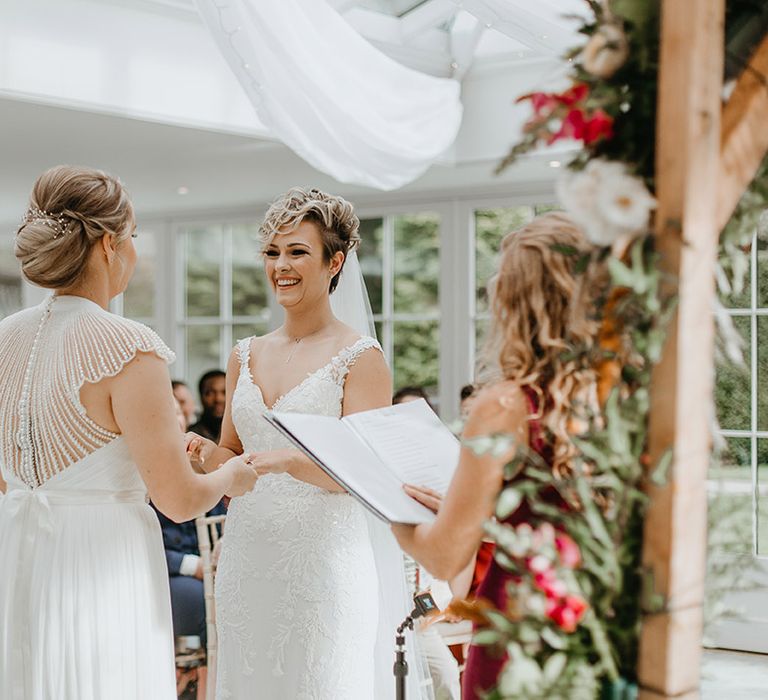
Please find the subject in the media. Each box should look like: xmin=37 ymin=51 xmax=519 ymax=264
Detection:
xmin=148 ymin=185 xmax=558 ymax=418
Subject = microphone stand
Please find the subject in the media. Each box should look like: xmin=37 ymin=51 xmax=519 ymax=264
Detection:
xmin=394 ymin=590 xmax=437 ymax=700
xmin=393 ymin=616 xmax=415 ymax=700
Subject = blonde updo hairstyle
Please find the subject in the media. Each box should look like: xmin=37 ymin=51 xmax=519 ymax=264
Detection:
xmin=15 ymin=165 xmax=134 ymax=289
xmin=483 ymin=212 xmax=602 ymax=476
xmin=259 ymin=187 xmax=360 ymax=293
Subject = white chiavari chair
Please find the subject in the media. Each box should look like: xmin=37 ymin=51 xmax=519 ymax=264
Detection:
xmin=195 ymin=513 xmax=226 ymax=700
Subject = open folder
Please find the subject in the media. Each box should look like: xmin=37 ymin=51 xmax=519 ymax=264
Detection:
xmin=264 ymin=399 xmax=460 ymax=525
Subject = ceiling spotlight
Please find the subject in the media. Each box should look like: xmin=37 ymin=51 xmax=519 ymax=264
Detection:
xmin=177 ymin=186 xmax=189 ymax=195
xmin=548 ymin=160 xmax=562 ymax=168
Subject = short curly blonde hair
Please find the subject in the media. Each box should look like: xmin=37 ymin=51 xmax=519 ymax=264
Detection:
xmin=260 ymin=187 xmax=360 ymax=293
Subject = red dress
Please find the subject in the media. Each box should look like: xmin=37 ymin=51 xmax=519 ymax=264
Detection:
xmin=461 ymin=388 xmax=563 ymax=700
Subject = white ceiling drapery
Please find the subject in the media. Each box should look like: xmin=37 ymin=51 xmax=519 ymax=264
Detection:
xmin=195 ymin=0 xmax=463 ymax=190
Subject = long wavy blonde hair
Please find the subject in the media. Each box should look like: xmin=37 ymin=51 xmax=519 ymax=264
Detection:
xmin=482 ymin=212 xmax=602 ymax=475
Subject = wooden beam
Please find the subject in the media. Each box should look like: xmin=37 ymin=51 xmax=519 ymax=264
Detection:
xmin=717 ymin=32 xmax=768 ymax=231
xmin=640 ymin=0 xmax=725 ymax=697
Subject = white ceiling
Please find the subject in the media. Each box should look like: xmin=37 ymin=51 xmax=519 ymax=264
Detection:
xmin=0 ymin=0 xmax=583 ymax=226
xmin=0 ymin=96 xmax=563 ymax=227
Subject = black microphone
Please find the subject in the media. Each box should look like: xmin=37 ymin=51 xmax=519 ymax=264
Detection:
xmin=394 ymin=592 xmax=438 ymax=700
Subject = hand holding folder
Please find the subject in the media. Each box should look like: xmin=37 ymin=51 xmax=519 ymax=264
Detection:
xmin=264 ymin=399 xmax=460 ymax=525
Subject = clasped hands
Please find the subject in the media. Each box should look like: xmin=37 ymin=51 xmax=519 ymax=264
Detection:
xmin=184 ymin=432 xmax=297 ymax=478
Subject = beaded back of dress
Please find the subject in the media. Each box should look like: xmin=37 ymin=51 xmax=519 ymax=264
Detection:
xmin=0 ymin=295 xmax=174 ymax=488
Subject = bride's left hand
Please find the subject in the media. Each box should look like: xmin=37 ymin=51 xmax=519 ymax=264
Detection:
xmin=248 ymin=449 xmax=298 ymax=475
xmin=403 ymin=484 xmax=443 ymax=514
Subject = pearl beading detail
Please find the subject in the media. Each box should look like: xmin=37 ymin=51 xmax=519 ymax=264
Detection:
xmin=0 ymin=296 xmax=175 ymax=488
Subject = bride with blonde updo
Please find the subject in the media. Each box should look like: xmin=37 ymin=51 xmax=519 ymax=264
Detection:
xmin=0 ymin=165 xmax=258 ymax=700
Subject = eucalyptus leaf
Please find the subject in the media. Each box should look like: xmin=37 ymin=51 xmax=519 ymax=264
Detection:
xmin=473 ymin=630 xmax=502 ymax=646
xmin=543 ymin=652 xmax=568 ymax=684
xmin=496 ymin=488 xmax=523 ymax=519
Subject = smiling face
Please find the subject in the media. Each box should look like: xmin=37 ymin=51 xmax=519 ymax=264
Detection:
xmin=262 ymin=220 xmax=344 ymax=310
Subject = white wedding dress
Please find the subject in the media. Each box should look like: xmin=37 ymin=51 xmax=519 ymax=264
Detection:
xmin=0 ymin=295 xmax=177 ymax=700
xmin=215 ymin=335 xmax=384 ymax=699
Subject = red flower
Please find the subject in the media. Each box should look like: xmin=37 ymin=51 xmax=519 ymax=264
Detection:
xmin=545 ymin=595 xmax=588 ymax=633
xmin=583 ymin=109 xmax=614 ymax=144
xmin=557 ymin=82 xmax=589 ymax=106
xmin=550 ymin=108 xmax=614 ymax=146
xmin=565 ymin=595 xmax=588 ymax=618
xmin=555 ymin=534 xmax=581 ymax=568
xmin=518 ymin=91 xmax=558 ymax=117
xmin=534 ymin=570 xmax=568 ymax=600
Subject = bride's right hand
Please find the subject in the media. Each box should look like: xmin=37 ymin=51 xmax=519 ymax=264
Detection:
xmin=222 ymin=454 xmax=259 ymax=497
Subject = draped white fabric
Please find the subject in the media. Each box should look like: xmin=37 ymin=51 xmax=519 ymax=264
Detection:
xmin=194 ymin=0 xmax=463 ymax=190
xmin=448 ymin=0 xmax=581 ymax=52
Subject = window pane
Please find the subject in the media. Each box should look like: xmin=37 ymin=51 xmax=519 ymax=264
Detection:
xmin=475 ymin=317 xmax=491 ymax=363
xmin=759 ymin=316 xmax=768 ymax=431
xmin=233 ymin=323 xmax=269 ymax=344
xmin=719 ymin=240 xmax=751 ymax=309
xmin=359 ymin=218 xmax=384 ymax=316
xmin=186 ymin=325 xmax=221 ymax=387
xmin=232 ymin=224 xmax=269 ymax=318
xmin=758 ymin=235 xmax=768 ymax=309
xmin=393 ymin=213 xmax=439 ymax=314
xmin=709 ymin=437 xmax=752 ymax=555
xmin=0 ymin=237 xmax=22 ymax=319
xmin=759 ymin=439 xmax=768 ymax=555
xmin=393 ymin=320 xmax=439 ymax=393
xmin=475 ymin=206 xmax=534 ymax=313
xmin=715 ymin=315 xmax=750 ymax=431
xmin=185 ymin=226 xmax=222 ymax=317
xmin=124 ymin=229 xmax=156 ymax=319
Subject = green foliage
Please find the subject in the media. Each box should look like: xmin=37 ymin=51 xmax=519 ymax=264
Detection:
xmin=475 ymin=207 xmax=535 ymax=311
xmin=580 ymin=2 xmax=661 ymax=184
xmin=393 ymin=213 xmax=440 ymax=314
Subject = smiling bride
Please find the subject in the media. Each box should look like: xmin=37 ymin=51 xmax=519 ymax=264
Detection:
xmin=189 ymin=188 xmax=421 ymax=699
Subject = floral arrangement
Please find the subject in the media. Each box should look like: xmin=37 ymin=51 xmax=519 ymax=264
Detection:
xmin=470 ymin=1 xmax=768 ymax=697
xmin=466 ymin=1 xmax=667 ymax=697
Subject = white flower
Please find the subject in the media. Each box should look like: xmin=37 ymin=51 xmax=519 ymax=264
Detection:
xmin=556 ymin=159 xmax=656 ymax=247
xmin=597 ymin=173 xmax=657 ymax=231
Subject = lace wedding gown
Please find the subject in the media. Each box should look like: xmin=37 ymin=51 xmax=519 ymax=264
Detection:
xmin=0 ymin=295 xmax=177 ymax=700
xmin=215 ymin=336 xmax=383 ymax=699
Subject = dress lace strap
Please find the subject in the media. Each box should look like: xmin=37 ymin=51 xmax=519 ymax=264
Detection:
xmin=328 ymin=336 xmax=382 ymax=385
xmin=236 ymin=337 xmax=253 ymax=381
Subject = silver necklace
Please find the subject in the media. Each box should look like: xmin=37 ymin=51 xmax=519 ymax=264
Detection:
xmin=285 ymin=337 xmax=302 ymax=364
xmin=284 ymin=328 xmax=323 ymax=364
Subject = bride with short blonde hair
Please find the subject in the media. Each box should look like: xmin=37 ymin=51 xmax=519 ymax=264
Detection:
xmin=190 ymin=187 xmax=424 ymax=699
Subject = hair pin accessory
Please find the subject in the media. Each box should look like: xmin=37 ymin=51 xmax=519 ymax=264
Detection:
xmin=20 ymin=206 xmax=75 ymax=239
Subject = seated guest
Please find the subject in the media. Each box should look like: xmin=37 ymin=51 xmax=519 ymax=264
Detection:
xmin=393 ymin=385 xmax=436 ymax=412
xmin=460 ymin=383 xmax=477 ymax=419
xmin=392 ymin=214 xmax=600 ymax=699
xmin=189 ymin=370 xmax=226 ymax=442
xmin=173 ymin=379 xmax=198 ymax=428
xmin=153 ymin=500 xmax=226 ymax=648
